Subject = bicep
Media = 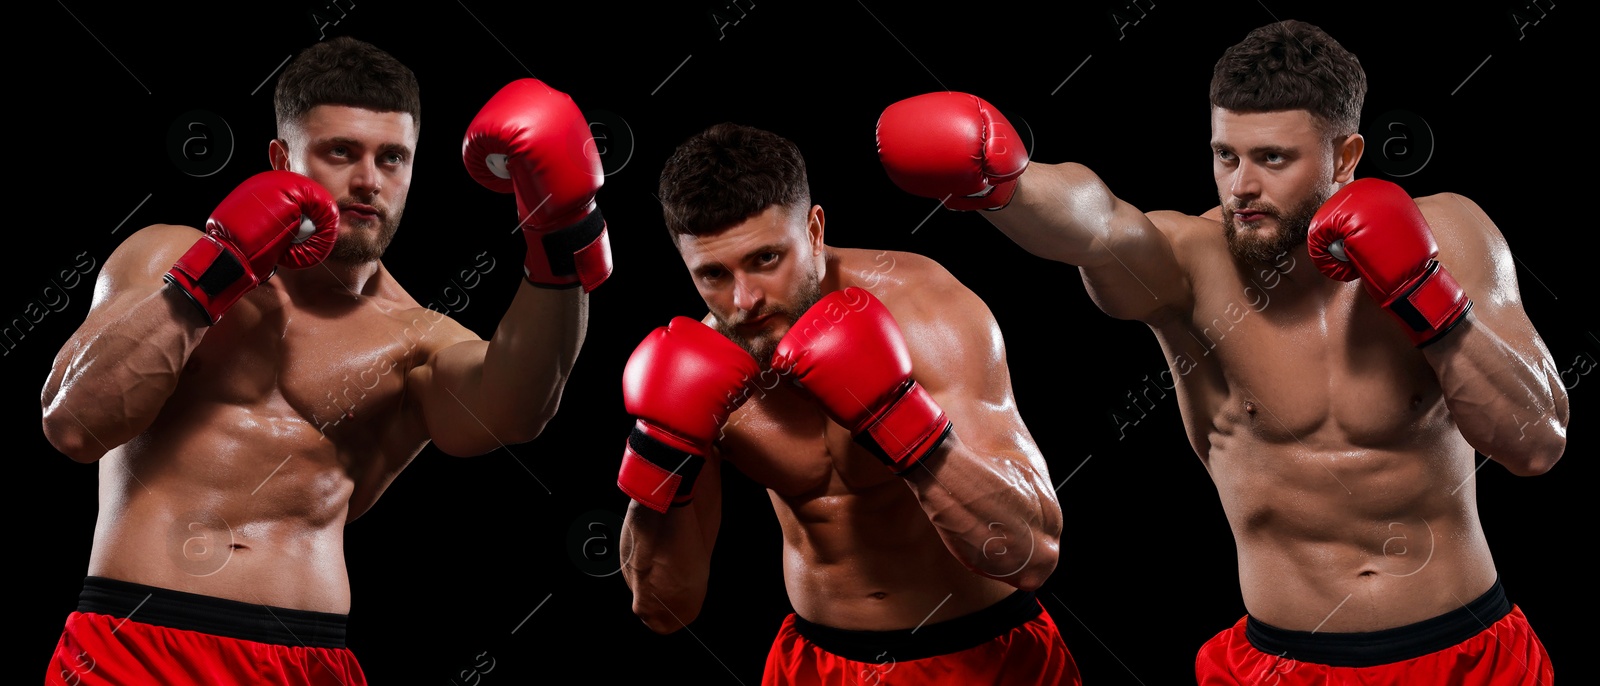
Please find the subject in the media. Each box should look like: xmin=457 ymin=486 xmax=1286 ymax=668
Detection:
xmin=910 ymin=290 xmax=1065 ymax=547
xmin=42 ymin=224 xmax=205 ymax=439
xmin=1079 ymin=206 xmax=1194 ymax=323
xmin=81 ymin=224 xmax=202 ymax=328
xmin=909 ymin=288 xmax=1051 ymax=483
xmin=404 ymin=321 xmax=494 ymax=456
xmin=50 ymin=224 xmax=200 ymax=379
xmin=1432 ymin=195 xmax=1554 ymax=361
xmin=991 ymin=163 xmax=1192 ymax=322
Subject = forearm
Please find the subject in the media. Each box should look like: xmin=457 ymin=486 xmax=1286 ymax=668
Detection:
xmin=988 ymin=162 xmax=1121 ymax=266
xmin=900 ymin=432 xmax=1062 ymax=590
xmin=619 ymin=502 xmax=713 ymax=634
xmin=41 ymin=284 xmax=208 ymax=461
xmin=1424 ymin=313 xmax=1569 ymax=475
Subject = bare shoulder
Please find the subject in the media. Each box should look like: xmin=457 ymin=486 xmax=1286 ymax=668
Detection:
xmin=1415 ymin=192 xmax=1500 ymax=243
xmin=836 ymin=247 xmax=975 ymax=317
xmin=123 ymin=222 xmax=203 ymax=243
xmin=1143 ymin=209 xmax=1226 ymax=302
xmin=1415 ymin=191 xmax=1515 ymax=298
xmin=90 ymin=224 xmax=204 ymax=309
xmin=370 ymin=268 xmax=481 ymax=356
xmin=400 ymin=305 xmax=478 ymax=352
xmin=836 ymin=248 xmax=1003 ymax=366
xmin=1146 ymin=209 xmax=1221 ymax=251
xmin=106 ymin=224 xmax=202 ymax=272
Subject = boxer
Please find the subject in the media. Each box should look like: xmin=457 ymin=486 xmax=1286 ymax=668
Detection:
xmin=876 ymin=19 xmax=1566 ymax=686
xmin=617 ymin=123 xmax=1080 ymax=685
xmin=39 ymin=37 xmax=609 ymax=685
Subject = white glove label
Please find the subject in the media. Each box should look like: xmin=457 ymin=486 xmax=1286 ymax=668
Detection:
xmin=485 ymin=153 xmax=512 ymax=180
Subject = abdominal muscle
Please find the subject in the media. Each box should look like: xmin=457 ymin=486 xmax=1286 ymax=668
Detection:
xmin=774 ymin=483 xmax=1019 ymax=632
xmin=1154 ymin=242 xmax=1502 ymax=634
xmin=1207 ymin=409 xmax=1499 ymax=633
xmin=85 ymin=403 xmax=359 ymax=614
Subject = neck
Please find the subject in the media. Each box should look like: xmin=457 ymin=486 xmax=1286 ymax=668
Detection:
xmin=819 ymin=245 xmax=843 ymax=293
xmin=1242 ymin=244 xmax=1337 ymax=302
xmin=277 ymin=258 xmax=383 ymax=301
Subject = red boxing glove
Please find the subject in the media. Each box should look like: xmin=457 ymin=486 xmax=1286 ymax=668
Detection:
xmin=771 ymin=288 xmax=952 ymax=474
xmin=1308 ymin=178 xmax=1472 ymax=347
xmin=164 ymin=170 xmax=339 ymax=325
xmin=619 ymin=318 xmax=762 ymax=513
xmin=463 ymin=79 xmax=611 ymax=291
xmin=877 ymin=92 xmax=1028 ymax=211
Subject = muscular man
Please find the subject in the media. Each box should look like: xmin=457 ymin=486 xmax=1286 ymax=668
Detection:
xmin=877 ymin=19 xmax=1567 ymax=685
xmin=616 ymin=123 xmax=1077 ymax=685
xmin=40 ymin=37 xmax=608 ymax=685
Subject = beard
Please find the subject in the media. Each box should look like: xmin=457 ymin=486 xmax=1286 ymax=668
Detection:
xmin=1222 ymin=189 xmax=1327 ymax=266
xmin=328 ymin=199 xmax=402 ymax=263
xmin=712 ymin=266 xmax=824 ymax=368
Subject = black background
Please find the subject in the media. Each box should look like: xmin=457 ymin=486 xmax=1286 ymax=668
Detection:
xmin=16 ymin=1 xmax=1589 ymax=684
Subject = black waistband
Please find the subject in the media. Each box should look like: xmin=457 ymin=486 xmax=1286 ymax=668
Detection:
xmin=77 ymin=576 xmax=349 ymax=648
xmin=792 ymin=589 xmax=1043 ymax=662
xmin=1245 ymin=578 xmax=1511 ymax=667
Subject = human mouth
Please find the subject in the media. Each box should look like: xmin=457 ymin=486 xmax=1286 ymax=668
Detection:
xmin=1233 ymin=209 xmax=1268 ymax=224
xmin=739 ymin=313 xmax=773 ymax=330
xmin=341 ymin=203 xmax=380 ymax=222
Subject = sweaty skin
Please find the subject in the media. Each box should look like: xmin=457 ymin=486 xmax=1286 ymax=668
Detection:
xmin=722 ymin=250 xmax=1028 ymax=630
xmin=622 ymin=206 xmax=1062 ymax=633
xmin=41 ymin=105 xmax=588 ymax=614
xmin=70 ymin=241 xmax=471 ymax=612
xmin=1150 ymin=203 xmax=1495 ymax=632
xmin=979 ymin=107 xmax=1567 ymax=632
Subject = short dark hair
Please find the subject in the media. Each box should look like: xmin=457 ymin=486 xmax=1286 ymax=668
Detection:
xmin=274 ymin=37 xmax=421 ymax=136
xmin=658 ymin=123 xmax=811 ymax=240
xmin=1210 ymin=20 xmax=1366 ymax=138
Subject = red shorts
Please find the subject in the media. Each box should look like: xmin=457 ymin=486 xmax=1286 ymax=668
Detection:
xmin=763 ymin=590 xmax=1082 ymax=685
xmin=1196 ymin=579 xmax=1553 ymax=685
xmin=45 ymin=577 xmax=367 ymax=686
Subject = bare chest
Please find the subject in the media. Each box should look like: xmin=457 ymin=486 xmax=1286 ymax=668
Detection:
xmin=719 ymin=384 xmax=900 ymax=500
xmin=176 ymin=291 xmax=436 ymax=440
xmin=1165 ymin=278 xmax=1447 ymax=451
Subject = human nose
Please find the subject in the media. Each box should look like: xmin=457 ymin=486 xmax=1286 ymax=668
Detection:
xmin=1228 ymin=161 xmax=1260 ymax=201
xmin=732 ymin=274 xmax=764 ymax=314
xmin=349 ymin=155 xmax=382 ymax=199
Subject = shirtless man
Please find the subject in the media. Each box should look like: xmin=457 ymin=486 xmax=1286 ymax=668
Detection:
xmin=615 ymin=123 xmax=1078 ymax=685
xmin=876 ymin=19 xmax=1567 ymax=685
xmin=40 ymin=37 xmax=610 ymax=684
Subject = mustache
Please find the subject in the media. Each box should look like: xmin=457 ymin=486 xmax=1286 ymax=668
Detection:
xmin=1228 ymin=201 xmax=1279 ymax=214
xmin=725 ymin=307 xmax=782 ymax=327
